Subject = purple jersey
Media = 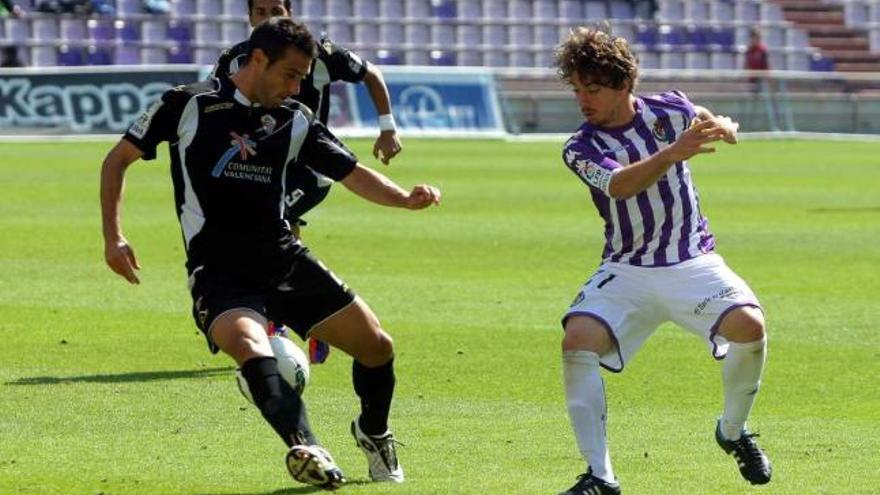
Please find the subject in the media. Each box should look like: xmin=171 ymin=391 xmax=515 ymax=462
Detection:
xmin=562 ymin=90 xmax=715 ymax=267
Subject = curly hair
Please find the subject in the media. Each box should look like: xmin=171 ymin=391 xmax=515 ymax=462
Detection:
xmin=555 ymin=26 xmax=639 ymax=92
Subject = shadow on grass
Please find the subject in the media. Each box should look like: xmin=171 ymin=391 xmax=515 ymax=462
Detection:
xmin=195 ymin=479 xmax=374 ymax=495
xmin=5 ymin=366 xmax=235 ymax=386
xmin=808 ymin=206 xmax=880 ymax=214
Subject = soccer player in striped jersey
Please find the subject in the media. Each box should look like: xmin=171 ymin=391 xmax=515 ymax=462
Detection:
xmin=555 ymin=27 xmax=772 ymax=494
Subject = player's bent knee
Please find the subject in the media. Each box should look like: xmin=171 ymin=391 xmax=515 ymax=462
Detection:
xmin=719 ymin=306 xmax=766 ymax=343
xmin=562 ymin=315 xmax=614 ymax=354
xmin=356 ymin=330 xmax=394 ymax=367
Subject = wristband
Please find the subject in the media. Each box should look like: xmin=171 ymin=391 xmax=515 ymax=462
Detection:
xmin=378 ymin=114 xmax=396 ymax=132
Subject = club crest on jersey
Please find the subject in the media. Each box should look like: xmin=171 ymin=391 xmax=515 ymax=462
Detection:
xmin=260 ymin=114 xmax=277 ymax=134
xmin=652 ymin=119 xmax=672 ymax=142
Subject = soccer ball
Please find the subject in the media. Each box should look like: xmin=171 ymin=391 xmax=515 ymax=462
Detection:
xmin=236 ymin=335 xmax=310 ymax=403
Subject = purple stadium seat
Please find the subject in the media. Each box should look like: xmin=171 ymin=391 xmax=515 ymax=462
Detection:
xmin=710 ymin=50 xmax=736 ymax=70
xmin=483 ymin=49 xmax=508 ymax=68
xmin=115 ymin=20 xmax=141 ymax=42
xmin=141 ymin=47 xmax=167 ymax=64
xmin=326 ymin=22 xmax=353 ymax=43
xmin=535 ymin=0 xmax=556 ymax=19
xmin=684 ymin=0 xmax=709 ymax=21
xmin=380 ymin=23 xmax=405 ymax=47
xmin=458 ymin=49 xmax=481 ymax=67
xmin=375 ymin=49 xmax=402 ymax=65
xmin=685 ymin=51 xmax=709 ymax=69
xmin=60 ymin=18 xmax=87 ymax=42
xmin=431 ymin=23 xmax=455 ymax=45
xmin=87 ymin=45 xmax=113 ymax=65
xmin=457 ymin=0 xmax=480 ymax=19
xmin=458 ymin=24 xmax=481 ymax=48
xmin=405 ymin=50 xmax=429 ymax=65
xmin=58 ymin=45 xmax=84 ymax=66
xmin=168 ymin=44 xmax=193 ymax=63
xmin=658 ymin=25 xmax=685 ymax=45
xmin=510 ymin=0 xmax=531 ymax=20
xmin=810 ymin=54 xmax=834 ymax=72
xmin=431 ymin=0 xmax=455 ymax=18
xmin=195 ymin=47 xmax=220 ymax=65
xmin=114 ymin=44 xmax=141 ymax=65
xmin=167 ymin=21 xmax=192 ymax=44
xmin=354 ymin=23 xmax=380 ymax=44
xmin=430 ymin=49 xmax=455 ymax=65
xmin=609 ymin=0 xmax=635 ymax=19
xmin=712 ymin=27 xmax=735 ymax=49
xmin=711 ymin=0 xmax=735 ymax=22
xmin=118 ymin=0 xmax=141 ymax=15
xmin=510 ymin=51 xmax=534 ymax=67
xmin=301 ymin=0 xmax=325 ymax=19
xmin=406 ymin=0 xmax=430 ymax=18
xmin=88 ymin=19 xmax=114 ymax=43
xmin=174 ymin=0 xmax=196 ymax=16
xmin=584 ymin=0 xmax=608 ymax=20
xmin=482 ymin=0 xmax=505 ymax=19
xmin=510 ymin=25 xmax=533 ymax=48
xmin=636 ymin=24 xmax=658 ymax=47
xmin=328 ymin=0 xmax=352 ymax=18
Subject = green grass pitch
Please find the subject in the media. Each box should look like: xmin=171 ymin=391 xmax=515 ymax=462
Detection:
xmin=0 ymin=138 xmax=877 ymax=494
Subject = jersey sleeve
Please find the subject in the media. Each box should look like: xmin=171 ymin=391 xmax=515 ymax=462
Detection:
xmin=122 ymin=87 xmax=189 ymax=161
xmin=562 ymin=135 xmax=621 ymax=197
xmin=658 ymin=90 xmax=697 ymax=121
xmin=321 ymin=40 xmax=369 ymax=83
xmin=296 ymin=121 xmax=358 ymax=181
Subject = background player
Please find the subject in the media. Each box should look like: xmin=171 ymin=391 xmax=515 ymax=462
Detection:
xmin=554 ymin=26 xmax=772 ymax=494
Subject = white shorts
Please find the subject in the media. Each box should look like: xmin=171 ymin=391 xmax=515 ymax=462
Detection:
xmin=562 ymin=253 xmax=762 ymax=372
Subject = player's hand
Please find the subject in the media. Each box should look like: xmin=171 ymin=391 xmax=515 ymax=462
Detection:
xmin=373 ymin=130 xmax=402 ymax=165
xmin=404 ymin=184 xmax=441 ymax=210
xmin=712 ymin=114 xmax=739 ymax=144
xmin=104 ymin=237 xmax=141 ymax=284
xmin=665 ymin=119 xmax=728 ymax=162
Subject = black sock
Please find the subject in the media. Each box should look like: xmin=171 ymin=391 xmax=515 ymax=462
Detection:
xmin=352 ymin=358 xmax=395 ymax=435
xmin=240 ymin=356 xmax=318 ymax=447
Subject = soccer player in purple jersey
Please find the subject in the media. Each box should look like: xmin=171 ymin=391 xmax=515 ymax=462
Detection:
xmin=554 ymin=27 xmax=772 ymax=494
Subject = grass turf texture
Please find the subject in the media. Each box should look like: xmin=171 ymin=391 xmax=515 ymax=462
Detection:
xmin=0 ymin=139 xmax=877 ymax=494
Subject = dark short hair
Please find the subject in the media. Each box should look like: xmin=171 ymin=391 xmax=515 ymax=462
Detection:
xmin=247 ymin=0 xmax=291 ymax=13
xmin=555 ymin=26 xmax=639 ymax=92
xmin=248 ymin=17 xmax=316 ymax=67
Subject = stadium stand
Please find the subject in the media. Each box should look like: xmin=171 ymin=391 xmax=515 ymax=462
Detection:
xmin=0 ymin=0 xmax=878 ymax=72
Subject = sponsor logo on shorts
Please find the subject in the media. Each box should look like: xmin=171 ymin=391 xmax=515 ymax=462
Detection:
xmin=694 ymin=286 xmax=741 ymax=315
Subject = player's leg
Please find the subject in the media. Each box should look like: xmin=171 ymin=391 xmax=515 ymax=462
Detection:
xmin=664 ymin=254 xmax=771 ymax=484
xmin=309 ymin=298 xmax=404 ymax=483
xmin=560 ymin=315 xmax=620 ymax=495
xmin=267 ymin=250 xmax=401 ymax=482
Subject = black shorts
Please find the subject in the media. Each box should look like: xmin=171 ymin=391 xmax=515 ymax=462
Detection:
xmin=189 ymin=247 xmax=356 ymax=353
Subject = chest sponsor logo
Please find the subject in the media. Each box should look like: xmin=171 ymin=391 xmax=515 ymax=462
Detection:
xmin=211 ymin=132 xmax=272 ymax=183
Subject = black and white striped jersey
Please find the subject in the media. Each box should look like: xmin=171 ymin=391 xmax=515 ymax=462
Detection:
xmin=123 ymin=76 xmax=357 ymax=282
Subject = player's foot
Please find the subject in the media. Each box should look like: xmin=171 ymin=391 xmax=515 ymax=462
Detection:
xmin=285 ymin=444 xmax=346 ymax=490
xmin=350 ymin=418 xmax=404 ymax=482
xmin=559 ymin=469 xmax=621 ymax=495
xmin=715 ymin=419 xmax=772 ymax=485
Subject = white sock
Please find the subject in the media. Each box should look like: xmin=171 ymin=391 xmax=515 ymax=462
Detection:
xmin=720 ymin=337 xmax=767 ymax=440
xmin=564 ymin=351 xmax=615 ymax=483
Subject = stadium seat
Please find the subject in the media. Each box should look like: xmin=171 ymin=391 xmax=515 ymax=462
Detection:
xmin=458 ymin=49 xmax=481 ymax=67
xmin=608 ymin=0 xmax=634 ymax=20
xmin=431 ymin=23 xmax=455 ymax=45
xmin=510 ymin=0 xmax=531 ymax=20
xmin=60 ymin=18 xmax=87 ymax=42
xmin=328 ymin=0 xmax=352 ymax=18
xmin=88 ymin=19 xmax=114 ymax=43
xmin=584 ymin=0 xmax=608 ymax=20
xmin=196 ymin=0 xmax=221 ymax=16
xmin=168 ymin=44 xmax=193 ymax=63
xmin=760 ymin=2 xmax=783 ymax=23
xmin=118 ymin=0 xmax=141 ymax=15
xmin=534 ymin=0 xmax=557 ymax=19
xmin=115 ymin=20 xmax=140 ymax=43
xmin=685 ymin=51 xmax=709 ymax=69
xmin=637 ymin=48 xmax=660 ymax=68
xmin=657 ymin=0 xmax=684 ymax=21
xmin=30 ymin=46 xmax=56 ymax=67
xmin=736 ymin=0 xmax=759 ymax=22
xmin=431 ymin=0 xmax=456 ymax=19
xmin=843 ymin=1 xmax=870 ymax=27
xmin=810 ymin=53 xmax=834 ymax=72
xmin=457 ymin=0 xmax=480 ymax=20
xmin=327 ymin=22 xmax=353 ymax=43
xmin=380 ymin=23 xmax=405 ymax=48
xmin=483 ymin=50 xmax=508 ymax=67
xmin=710 ymin=0 xmax=735 ymax=22
xmin=195 ymin=47 xmax=218 ymax=65
xmin=222 ymin=20 xmax=248 ymax=44
xmin=32 ymin=18 xmax=59 ymax=43
xmin=173 ymin=0 xmax=196 ymax=17
xmin=406 ymin=0 xmax=430 ymax=18
xmin=375 ymin=49 xmax=403 ymax=65
xmin=558 ymin=0 xmax=583 ymax=20
xmin=354 ymin=0 xmax=379 ymax=18
xmin=87 ymin=45 xmax=113 ymax=65
xmin=405 ymin=21 xmax=430 ymax=45
xmin=196 ymin=20 xmax=221 ymax=45
xmin=510 ymin=24 xmax=533 ymax=48
xmin=300 ymin=0 xmax=325 ymax=19
xmin=223 ymin=0 xmax=247 ymax=17
xmin=710 ymin=50 xmax=736 ymax=70
xmin=482 ymin=0 xmax=506 ymax=19
xmin=660 ymin=49 xmax=685 ymax=69
xmin=142 ymin=20 xmax=166 ymax=43
xmin=167 ymin=20 xmax=192 ymax=45
xmin=430 ymin=49 xmax=455 ymax=66
xmin=685 ymin=0 xmax=709 ymax=22
xmin=141 ymin=47 xmax=167 ymax=64
xmin=57 ymin=45 xmax=84 ymax=66
xmin=353 ymin=23 xmax=380 ymax=45
xmin=510 ymin=50 xmax=534 ymax=67
xmin=457 ymin=23 xmax=481 ymax=49
xmin=405 ymin=49 xmax=430 ymax=65
xmin=114 ymin=44 xmax=141 ymax=64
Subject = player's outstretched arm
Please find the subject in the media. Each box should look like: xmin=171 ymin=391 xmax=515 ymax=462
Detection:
xmin=340 ymin=163 xmax=440 ymax=210
xmin=100 ymin=139 xmax=144 ymax=284
xmin=608 ymin=120 xmax=728 ymax=199
xmin=363 ymin=64 xmax=402 ymax=165
xmin=694 ymin=105 xmax=739 ymax=144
